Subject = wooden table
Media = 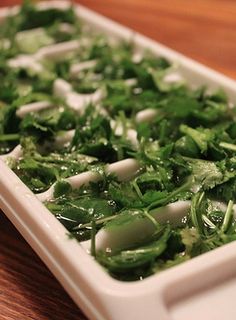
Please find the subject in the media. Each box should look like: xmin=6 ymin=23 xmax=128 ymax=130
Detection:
xmin=0 ymin=1 xmax=236 ymax=319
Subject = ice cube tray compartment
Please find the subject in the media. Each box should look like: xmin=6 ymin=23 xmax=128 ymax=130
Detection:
xmin=1 ymin=2 xmax=236 ymax=320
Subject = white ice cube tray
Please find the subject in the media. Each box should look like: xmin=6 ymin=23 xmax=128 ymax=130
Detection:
xmin=1 ymin=2 xmax=236 ymax=320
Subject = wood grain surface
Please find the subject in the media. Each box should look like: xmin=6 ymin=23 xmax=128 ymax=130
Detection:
xmin=0 ymin=1 xmax=236 ymax=320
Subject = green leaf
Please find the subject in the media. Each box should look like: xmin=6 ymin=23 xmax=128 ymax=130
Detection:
xmin=180 ymin=124 xmax=215 ymax=153
xmin=15 ymin=28 xmax=54 ymax=54
xmin=180 ymin=227 xmax=200 ymax=255
xmin=53 ymin=180 xmax=72 ymax=198
xmin=97 ymin=228 xmax=170 ymax=272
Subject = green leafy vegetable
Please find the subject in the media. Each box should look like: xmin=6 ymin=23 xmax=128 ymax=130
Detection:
xmin=1 ymin=0 xmax=236 ymax=282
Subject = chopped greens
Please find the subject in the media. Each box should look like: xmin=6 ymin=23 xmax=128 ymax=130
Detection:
xmin=1 ymin=0 xmax=236 ymax=281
